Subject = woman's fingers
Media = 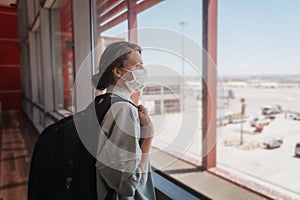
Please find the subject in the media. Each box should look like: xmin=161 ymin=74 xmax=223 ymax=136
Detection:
xmin=137 ymin=105 xmax=145 ymax=113
xmin=137 ymin=104 xmax=151 ymax=126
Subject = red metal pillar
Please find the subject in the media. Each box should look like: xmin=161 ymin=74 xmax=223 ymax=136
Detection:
xmin=127 ymin=0 xmax=137 ymax=43
xmin=127 ymin=0 xmax=139 ymax=104
xmin=202 ymin=0 xmax=218 ymax=169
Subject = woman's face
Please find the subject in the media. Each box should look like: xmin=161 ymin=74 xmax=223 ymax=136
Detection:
xmin=123 ymin=50 xmax=144 ymax=71
xmin=118 ymin=50 xmax=144 ymax=82
xmin=112 ymin=50 xmax=144 ymax=90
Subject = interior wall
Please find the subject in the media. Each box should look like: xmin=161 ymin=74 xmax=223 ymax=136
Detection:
xmin=0 ymin=6 xmax=21 ymax=110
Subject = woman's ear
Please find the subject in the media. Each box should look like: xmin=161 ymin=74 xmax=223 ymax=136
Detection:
xmin=112 ymin=67 xmax=122 ymax=78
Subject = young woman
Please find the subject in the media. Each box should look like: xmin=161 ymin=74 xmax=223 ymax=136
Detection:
xmin=93 ymin=41 xmax=156 ymax=200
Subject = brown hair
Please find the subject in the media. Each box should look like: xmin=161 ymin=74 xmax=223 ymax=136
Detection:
xmin=92 ymin=41 xmax=141 ymax=90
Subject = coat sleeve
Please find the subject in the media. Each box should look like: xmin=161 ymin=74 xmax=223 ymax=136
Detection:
xmin=96 ymin=102 xmax=148 ymax=197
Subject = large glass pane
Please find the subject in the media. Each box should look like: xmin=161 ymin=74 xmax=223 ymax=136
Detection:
xmin=94 ymin=0 xmax=128 ymax=75
xmin=137 ymin=0 xmax=203 ymax=166
xmin=94 ymin=21 xmax=128 ymax=75
xmin=36 ymin=29 xmax=43 ymax=105
xmin=92 ymin=0 xmax=204 ymax=168
xmin=34 ymin=0 xmax=41 ymax=16
xmin=217 ymin=0 xmax=300 ymax=196
xmin=51 ymin=0 xmax=75 ymax=113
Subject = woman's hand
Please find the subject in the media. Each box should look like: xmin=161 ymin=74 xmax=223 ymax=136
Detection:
xmin=137 ymin=105 xmax=151 ymax=127
xmin=137 ymin=105 xmax=154 ymax=171
xmin=137 ymin=105 xmax=154 ymax=138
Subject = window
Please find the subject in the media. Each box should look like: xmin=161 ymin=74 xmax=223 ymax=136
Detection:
xmin=51 ymin=0 xmax=75 ymax=113
xmin=28 ymin=27 xmax=45 ymax=128
xmin=143 ymin=86 xmax=161 ymax=95
xmin=33 ymin=0 xmax=41 ymax=16
xmin=163 ymin=85 xmax=180 ymax=95
xmin=93 ymin=1 xmax=129 ymax=76
xmin=137 ymin=0 xmax=203 ymax=165
xmin=91 ymin=0 xmax=204 ymax=167
xmin=217 ymin=0 xmax=300 ymax=195
xmin=163 ymin=99 xmax=180 ymax=113
xmin=36 ymin=29 xmax=43 ymax=105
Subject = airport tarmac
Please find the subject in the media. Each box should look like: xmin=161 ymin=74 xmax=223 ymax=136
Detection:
xmin=150 ymin=86 xmax=300 ymax=198
xmin=218 ymin=86 xmax=300 ymax=198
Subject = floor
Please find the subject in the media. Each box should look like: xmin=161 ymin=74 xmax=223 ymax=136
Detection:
xmin=0 ymin=110 xmax=273 ymax=200
xmin=0 ymin=111 xmax=171 ymax=200
xmin=151 ymin=148 xmax=268 ymax=200
xmin=0 ymin=111 xmax=39 ymax=200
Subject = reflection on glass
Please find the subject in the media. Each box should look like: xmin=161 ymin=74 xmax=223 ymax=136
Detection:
xmin=51 ymin=0 xmax=74 ymax=112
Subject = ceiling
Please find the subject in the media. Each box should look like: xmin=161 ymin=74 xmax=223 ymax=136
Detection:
xmin=0 ymin=0 xmax=16 ymax=7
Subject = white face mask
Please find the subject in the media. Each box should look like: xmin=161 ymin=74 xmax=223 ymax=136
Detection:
xmin=121 ymin=68 xmax=147 ymax=93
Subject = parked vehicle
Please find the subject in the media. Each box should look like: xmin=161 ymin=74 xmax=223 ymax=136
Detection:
xmin=250 ymin=116 xmax=270 ymax=127
xmin=261 ymin=104 xmax=282 ymax=115
xmin=254 ymin=125 xmax=263 ymax=132
xmin=294 ymin=116 xmax=300 ymax=121
xmin=262 ymin=137 xmax=283 ymax=149
xmin=289 ymin=113 xmax=300 ymax=121
xmin=286 ymin=111 xmax=300 ymax=121
xmin=295 ymin=142 xmax=300 ymax=157
xmin=265 ymin=115 xmax=276 ymax=120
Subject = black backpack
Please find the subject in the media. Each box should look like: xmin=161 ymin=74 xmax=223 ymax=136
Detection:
xmin=28 ymin=93 xmax=131 ymax=200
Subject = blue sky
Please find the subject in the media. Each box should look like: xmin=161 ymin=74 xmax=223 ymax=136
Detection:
xmin=218 ymin=0 xmax=300 ymax=76
xmin=102 ymin=0 xmax=300 ymax=77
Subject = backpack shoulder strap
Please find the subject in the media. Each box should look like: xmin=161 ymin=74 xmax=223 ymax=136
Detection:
xmin=94 ymin=93 xmax=137 ymax=123
xmin=94 ymin=93 xmax=136 ymax=198
xmin=105 ymin=93 xmax=137 ymax=108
